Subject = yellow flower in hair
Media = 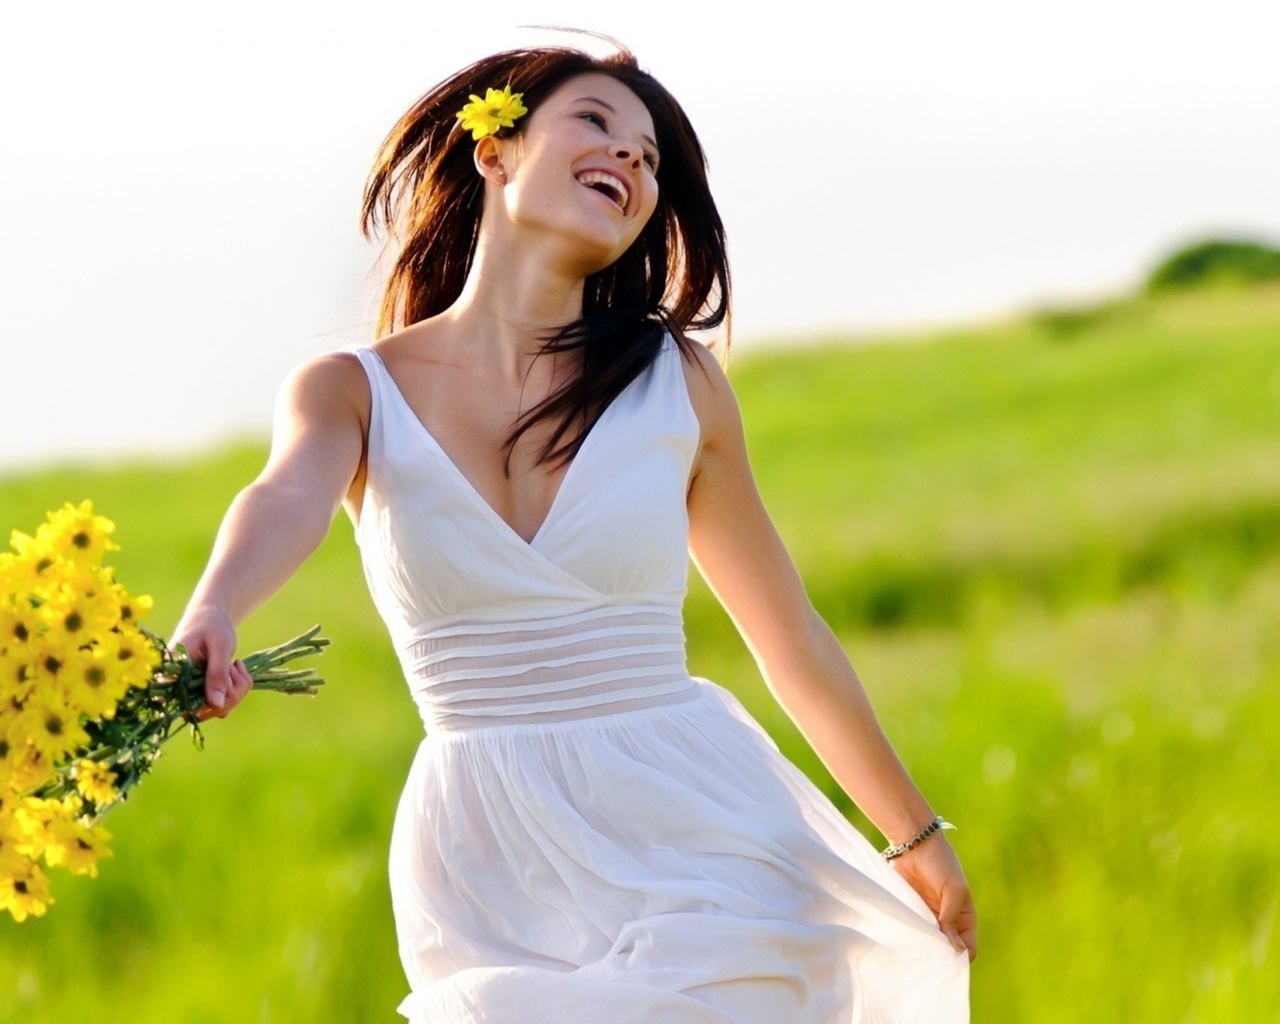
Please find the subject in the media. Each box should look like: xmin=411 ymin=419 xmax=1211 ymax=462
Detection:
xmin=456 ymin=86 xmax=528 ymax=140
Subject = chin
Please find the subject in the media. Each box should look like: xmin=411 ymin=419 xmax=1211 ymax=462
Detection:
xmin=512 ymin=204 xmax=648 ymax=280
xmin=565 ymin=231 xmax=642 ymax=279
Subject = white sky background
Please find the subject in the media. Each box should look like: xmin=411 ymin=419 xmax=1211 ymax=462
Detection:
xmin=2 ymin=0 xmax=1278 ymax=470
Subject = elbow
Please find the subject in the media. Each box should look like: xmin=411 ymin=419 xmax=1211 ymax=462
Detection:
xmin=753 ymin=601 xmax=841 ymax=691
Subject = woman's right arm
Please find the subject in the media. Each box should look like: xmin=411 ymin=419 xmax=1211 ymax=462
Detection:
xmin=172 ymin=352 xmax=369 ymax=717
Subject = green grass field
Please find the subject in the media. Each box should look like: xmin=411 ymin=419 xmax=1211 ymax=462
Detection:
xmin=3 ymin=287 xmax=1278 ymax=1021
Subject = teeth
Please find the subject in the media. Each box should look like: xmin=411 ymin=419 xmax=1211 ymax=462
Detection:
xmin=576 ymin=170 xmax=629 ymax=210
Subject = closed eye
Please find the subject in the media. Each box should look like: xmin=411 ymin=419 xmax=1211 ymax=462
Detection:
xmin=578 ymin=110 xmax=607 ymax=129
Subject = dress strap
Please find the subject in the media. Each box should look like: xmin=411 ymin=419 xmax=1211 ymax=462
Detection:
xmin=346 ymin=345 xmax=418 ymax=476
xmin=654 ymin=333 xmax=702 ymax=454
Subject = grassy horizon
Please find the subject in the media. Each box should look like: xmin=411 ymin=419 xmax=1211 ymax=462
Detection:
xmin=3 ymin=286 xmax=1278 ymax=1021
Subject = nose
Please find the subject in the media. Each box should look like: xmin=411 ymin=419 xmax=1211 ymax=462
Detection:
xmin=609 ymin=142 xmax=641 ymax=169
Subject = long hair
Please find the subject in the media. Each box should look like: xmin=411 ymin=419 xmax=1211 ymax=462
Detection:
xmin=360 ymin=45 xmax=731 ymax=467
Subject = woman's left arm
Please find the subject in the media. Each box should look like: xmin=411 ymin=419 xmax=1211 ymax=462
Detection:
xmin=683 ymin=346 xmax=977 ymax=960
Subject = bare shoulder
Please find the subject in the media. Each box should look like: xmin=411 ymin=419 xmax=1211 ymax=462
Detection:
xmin=680 ymin=340 xmax=742 ymax=427
xmin=266 ymin=353 xmax=371 ymax=465
xmin=679 ymin=339 xmax=745 ymax=463
xmin=258 ymin=352 xmax=370 ymax=508
xmin=278 ymin=350 xmax=370 ymax=416
xmin=263 ymin=352 xmax=370 ymax=463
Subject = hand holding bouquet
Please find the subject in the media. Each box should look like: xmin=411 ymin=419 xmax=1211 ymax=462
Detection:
xmin=0 ymin=502 xmax=326 ymax=922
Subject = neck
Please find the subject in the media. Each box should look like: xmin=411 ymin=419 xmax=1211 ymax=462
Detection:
xmin=434 ymin=225 xmax=593 ymax=381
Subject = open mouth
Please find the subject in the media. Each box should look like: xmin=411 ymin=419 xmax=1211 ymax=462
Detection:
xmin=576 ymin=170 xmax=629 ymax=211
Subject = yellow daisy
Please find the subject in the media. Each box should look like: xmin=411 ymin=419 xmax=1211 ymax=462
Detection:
xmin=38 ymin=501 xmax=118 ymax=567
xmin=43 ymin=575 xmax=122 ymax=642
xmin=456 ymin=86 xmax=528 ymax=140
xmin=0 ymin=597 xmax=41 ymax=655
xmin=43 ymin=816 xmax=111 ymax=877
xmin=6 ymin=531 xmax=59 ymax=589
xmin=10 ymin=796 xmax=55 ymax=860
xmin=62 ymin=646 xmax=130 ymax=719
xmin=8 ymin=746 xmax=55 ymax=793
xmin=0 ymin=807 xmax=21 ymax=857
xmin=0 ymin=858 xmax=53 ymax=922
xmin=109 ymin=583 xmax=153 ymax=625
xmin=17 ymin=694 xmax=89 ymax=762
xmin=72 ymin=758 xmax=118 ymax=807
xmin=101 ymin=625 xmax=161 ymax=689
xmin=0 ymin=645 xmax=35 ymax=705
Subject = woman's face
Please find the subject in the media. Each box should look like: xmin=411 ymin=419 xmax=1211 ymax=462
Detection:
xmin=488 ymin=73 xmax=661 ymax=275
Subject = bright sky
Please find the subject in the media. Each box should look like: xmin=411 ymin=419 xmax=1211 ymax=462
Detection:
xmin=3 ymin=0 xmax=1278 ymax=470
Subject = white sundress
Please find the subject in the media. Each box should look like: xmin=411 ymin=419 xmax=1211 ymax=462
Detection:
xmin=350 ymin=337 xmax=969 ymax=1023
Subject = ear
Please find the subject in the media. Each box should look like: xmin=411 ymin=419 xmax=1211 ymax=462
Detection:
xmin=473 ymin=136 xmax=508 ymax=185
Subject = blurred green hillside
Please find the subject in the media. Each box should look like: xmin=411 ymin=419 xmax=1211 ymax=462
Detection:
xmin=3 ymin=285 xmax=1279 ymax=1022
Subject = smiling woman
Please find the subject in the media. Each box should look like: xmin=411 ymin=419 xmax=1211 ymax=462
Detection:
xmin=359 ymin=46 xmax=728 ymax=475
xmin=172 ymin=41 xmax=972 ymax=1023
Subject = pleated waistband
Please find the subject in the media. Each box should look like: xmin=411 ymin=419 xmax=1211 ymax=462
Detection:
xmin=400 ymin=605 xmax=699 ymax=731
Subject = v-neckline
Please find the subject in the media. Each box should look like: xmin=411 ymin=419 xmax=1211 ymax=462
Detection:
xmin=366 ymin=348 xmax=628 ymax=549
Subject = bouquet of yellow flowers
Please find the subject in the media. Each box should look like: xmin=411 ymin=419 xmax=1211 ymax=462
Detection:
xmin=0 ymin=502 xmax=326 ymax=922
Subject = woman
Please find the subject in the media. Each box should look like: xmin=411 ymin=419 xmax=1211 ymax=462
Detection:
xmin=175 ymin=43 xmax=975 ymax=1022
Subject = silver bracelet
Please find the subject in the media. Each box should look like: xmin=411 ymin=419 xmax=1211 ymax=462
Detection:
xmin=881 ymin=816 xmax=956 ymax=861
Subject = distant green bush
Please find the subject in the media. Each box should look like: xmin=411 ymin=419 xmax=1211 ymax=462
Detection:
xmin=1146 ymin=238 xmax=1280 ymax=294
xmin=1029 ymin=298 xmax=1135 ymax=340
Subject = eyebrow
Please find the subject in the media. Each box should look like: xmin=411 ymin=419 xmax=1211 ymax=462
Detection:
xmin=578 ymin=97 xmax=660 ymax=154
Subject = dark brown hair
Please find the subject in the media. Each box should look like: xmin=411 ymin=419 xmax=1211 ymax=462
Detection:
xmin=361 ymin=44 xmax=730 ymax=466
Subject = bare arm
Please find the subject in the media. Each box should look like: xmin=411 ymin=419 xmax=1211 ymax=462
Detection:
xmin=683 ymin=346 xmax=976 ymax=959
xmin=173 ymin=352 xmax=369 ymax=715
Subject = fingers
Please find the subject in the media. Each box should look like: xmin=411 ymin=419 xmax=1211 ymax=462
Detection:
xmin=938 ymin=883 xmax=979 ymax=962
xmin=197 ymin=661 xmax=252 ymax=720
xmin=175 ymin=608 xmax=251 ymax=722
xmin=229 ymin=659 xmax=254 ymax=704
xmin=895 ymin=838 xmax=978 ymax=963
xmin=201 ymin=632 xmax=235 ymax=713
xmin=195 ymin=639 xmax=252 ymax=721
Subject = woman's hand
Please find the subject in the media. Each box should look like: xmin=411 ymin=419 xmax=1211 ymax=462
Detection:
xmin=890 ymin=835 xmax=978 ymax=961
xmin=172 ymin=606 xmax=254 ymax=720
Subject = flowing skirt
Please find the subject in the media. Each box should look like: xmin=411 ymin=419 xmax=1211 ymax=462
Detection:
xmin=390 ymin=681 xmax=969 ymax=1023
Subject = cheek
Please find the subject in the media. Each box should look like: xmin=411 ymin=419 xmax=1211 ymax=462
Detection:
xmin=637 ymin=181 xmax=661 ymax=227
